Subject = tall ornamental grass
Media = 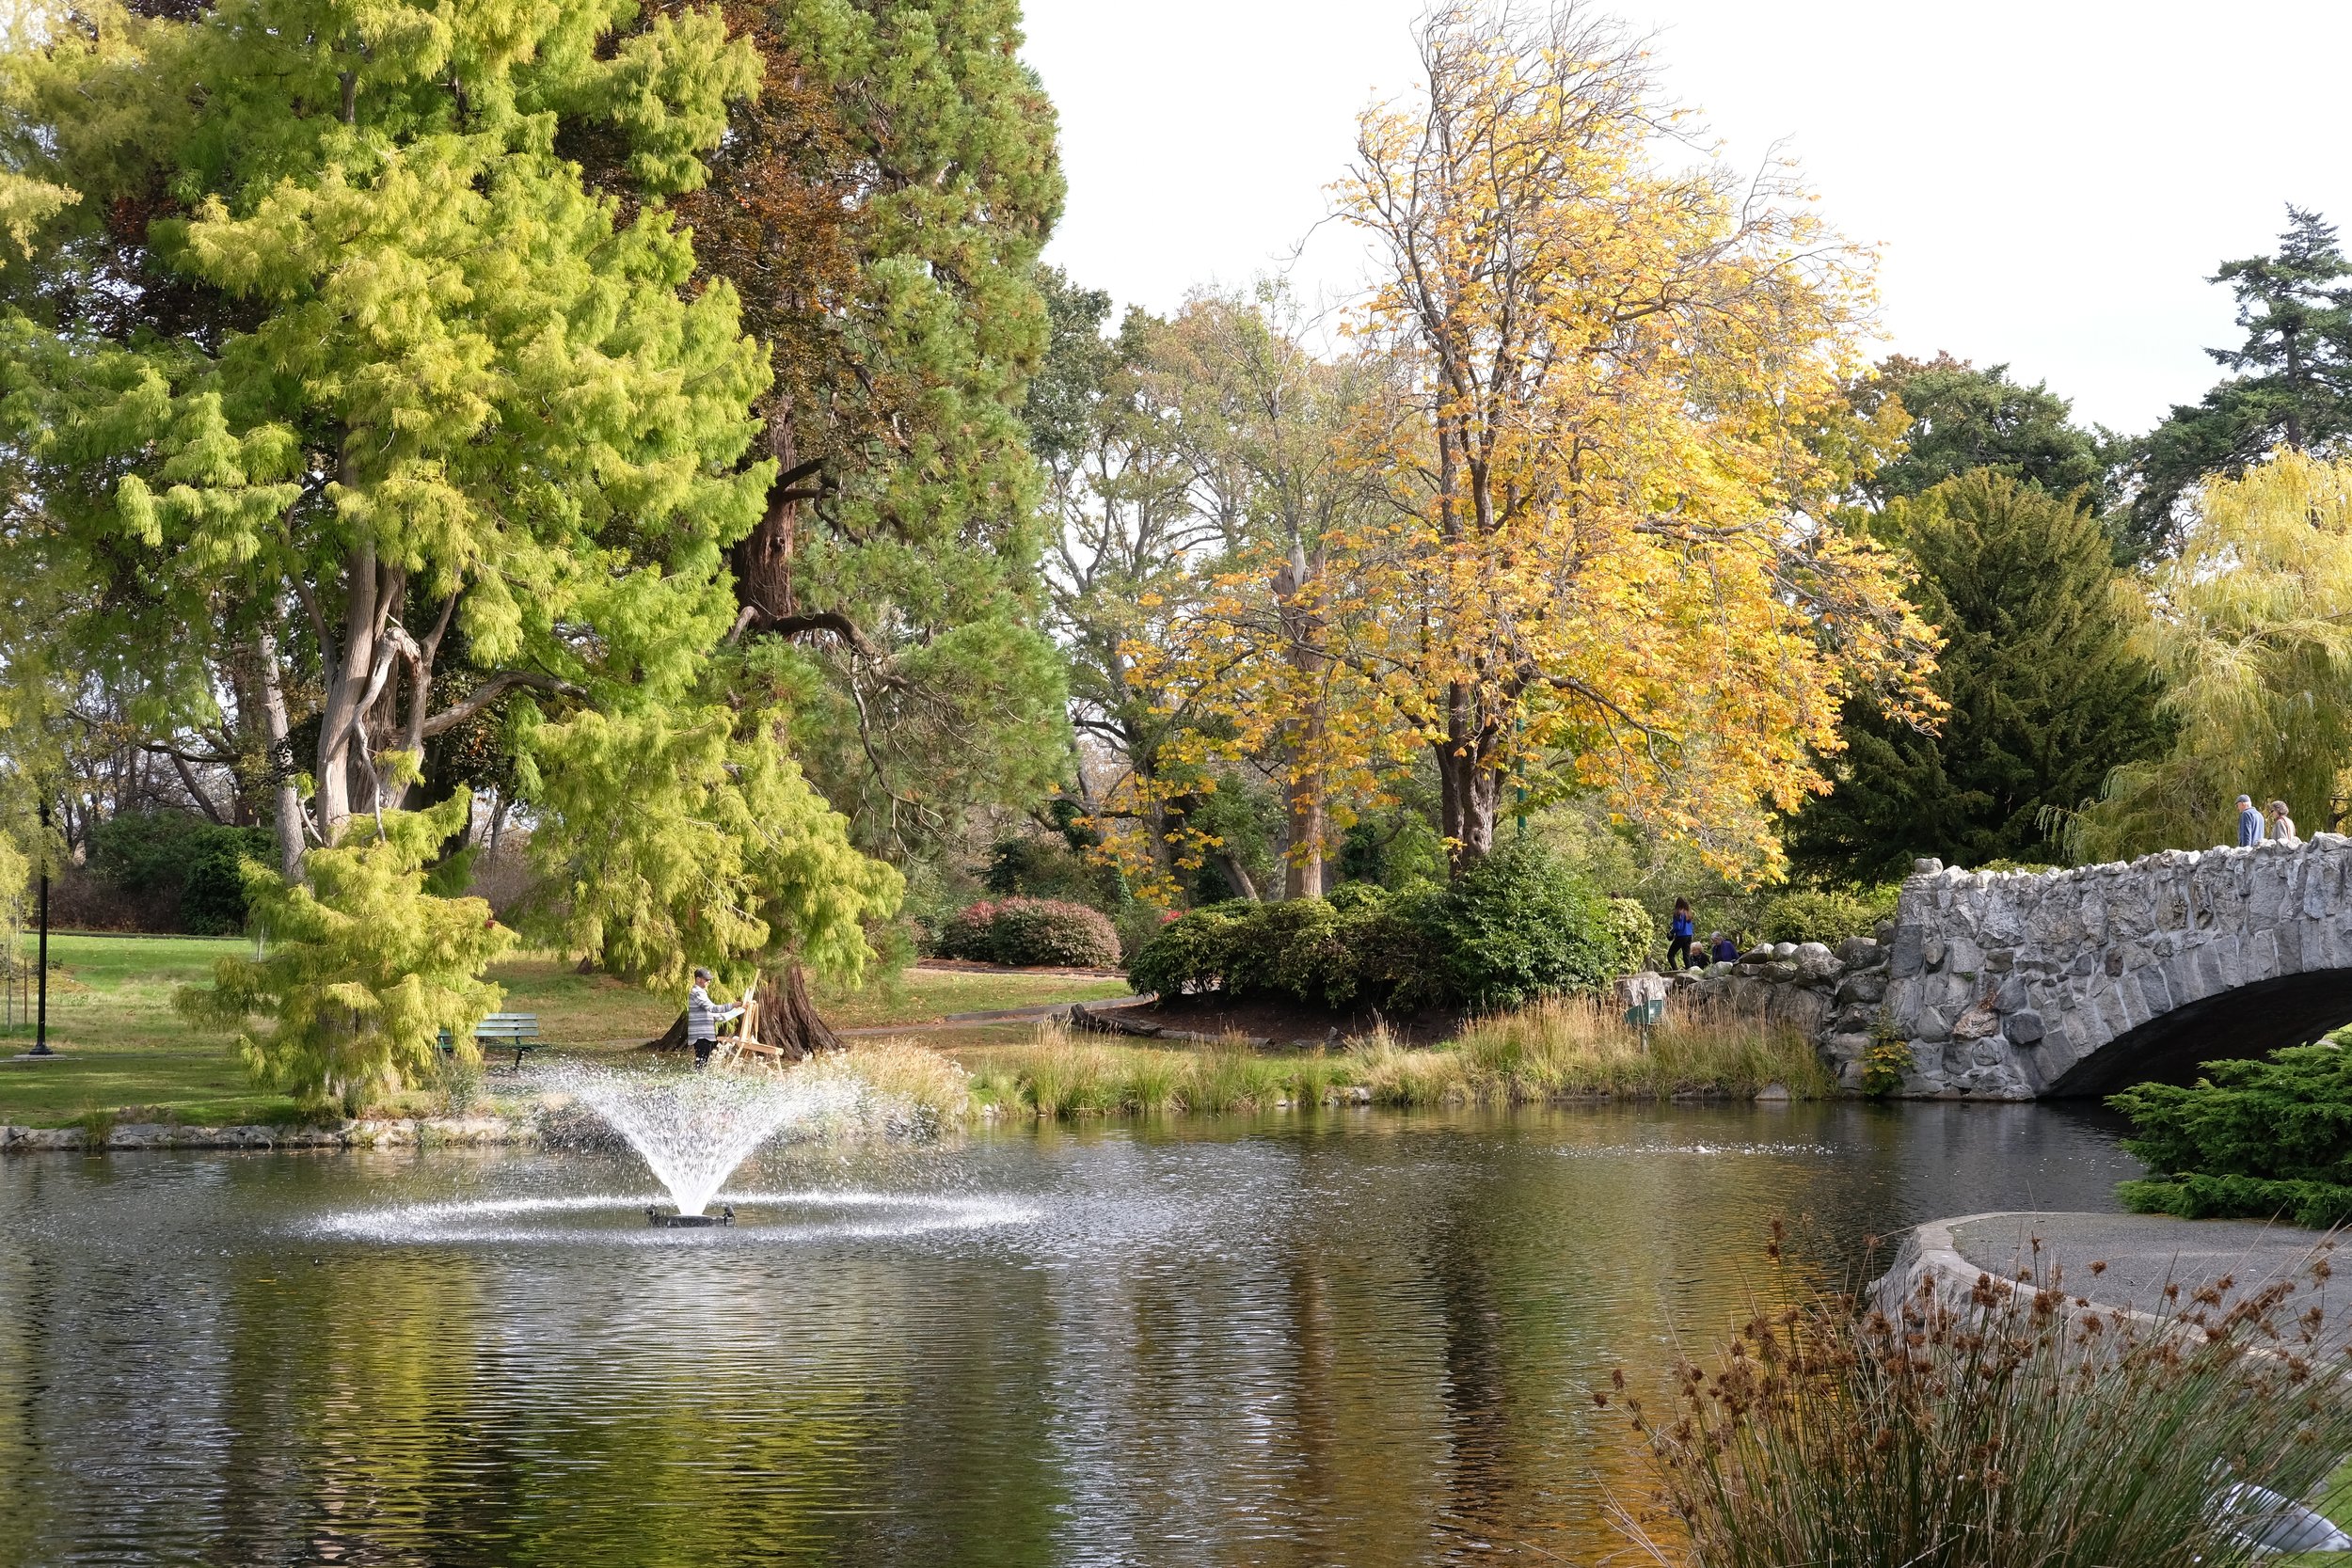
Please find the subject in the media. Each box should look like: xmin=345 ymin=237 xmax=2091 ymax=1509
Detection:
xmin=1352 ymin=998 xmax=1828 ymax=1104
xmin=977 ymin=1024 xmax=1354 ymax=1118
xmin=1617 ymin=1245 xmax=2352 ymax=1567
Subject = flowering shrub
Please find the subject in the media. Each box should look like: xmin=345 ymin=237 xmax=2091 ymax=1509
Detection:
xmin=938 ymin=897 xmax=1121 ymax=968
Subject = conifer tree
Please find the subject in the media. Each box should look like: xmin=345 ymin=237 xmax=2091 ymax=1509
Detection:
xmin=1787 ymin=471 xmax=2168 ymax=880
xmin=2124 ymin=207 xmax=2352 ymax=558
xmin=675 ymin=0 xmax=1071 ymax=856
xmin=1859 ymin=354 xmax=2118 ymax=513
xmin=0 ymin=0 xmax=903 ymax=1057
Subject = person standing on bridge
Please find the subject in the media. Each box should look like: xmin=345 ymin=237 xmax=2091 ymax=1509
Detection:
xmin=2269 ymin=800 xmax=2300 ymax=846
xmin=2237 ymin=794 xmax=2265 ymax=847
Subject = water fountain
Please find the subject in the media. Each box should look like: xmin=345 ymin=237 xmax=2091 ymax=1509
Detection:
xmin=553 ymin=1066 xmax=864 ymax=1223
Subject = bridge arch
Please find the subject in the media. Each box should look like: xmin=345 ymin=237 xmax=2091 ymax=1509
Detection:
xmin=1880 ymin=838 xmax=2352 ymax=1099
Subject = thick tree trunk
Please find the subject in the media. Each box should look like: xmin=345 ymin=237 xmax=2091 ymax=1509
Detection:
xmin=755 ymin=960 xmax=842 ymax=1061
xmin=639 ymin=962 xmax=843 ymax=1060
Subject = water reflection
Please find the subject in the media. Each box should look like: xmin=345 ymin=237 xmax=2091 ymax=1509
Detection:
xmin=0 ymin=1101 xmax=2137 ymax=1566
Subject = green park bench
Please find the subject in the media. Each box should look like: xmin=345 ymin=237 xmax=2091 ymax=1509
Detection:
xmin=437 ymin=1013 xmax=543 ymax=1069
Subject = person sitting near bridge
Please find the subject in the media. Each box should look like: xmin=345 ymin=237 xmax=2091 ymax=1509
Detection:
xmin=1710 ymin=931 xmax=1740 ymax=965
xmin=2237 ymin=794 xmax=2265 ymax=847
xmin=686 ymin=967 xmax=743 ymax=1069
xmin=2269 ymin=800 xmax=2300 ymax=846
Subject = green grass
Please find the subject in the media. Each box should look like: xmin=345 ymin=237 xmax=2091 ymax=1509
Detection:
xmin=0 ymin=937 xmax=1132 ymax=1128
xmin=0 ymin=932 xmax=302 ymax=1127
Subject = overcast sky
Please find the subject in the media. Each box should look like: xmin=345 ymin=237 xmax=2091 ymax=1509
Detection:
xmin=1021 ymin=0 xmax=2352 ymax=436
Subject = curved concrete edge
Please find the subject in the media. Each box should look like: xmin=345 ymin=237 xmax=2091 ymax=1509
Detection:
xmin=1879 ymin=1210 xmax=2344 ymax=1343
xmin=0 ymin=1116 xmax=536 ymax=1152
xmin=1877 ymin=1210 xmax=2182 ymax=1335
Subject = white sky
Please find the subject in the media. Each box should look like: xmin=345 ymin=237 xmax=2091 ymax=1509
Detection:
xmin=1022 ymin=0 xmax=2352 ymax=436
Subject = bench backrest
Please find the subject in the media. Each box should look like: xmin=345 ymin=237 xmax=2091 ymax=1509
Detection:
xmin=473 ymin=1013 xmax=541 ymax=1038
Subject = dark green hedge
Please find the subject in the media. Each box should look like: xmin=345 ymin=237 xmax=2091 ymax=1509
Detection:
xmin=2111 ymin=1045 xmax=2352 ymax=1227
xmin=1127 ymin=841 xmax=1636 ymax=1012
xmin=87 ymin=811 xmax=274 ymax=935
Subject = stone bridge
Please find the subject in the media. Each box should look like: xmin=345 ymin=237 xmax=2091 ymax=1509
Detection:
xmin=1677 ymin=836 xmax=2352 ymax=1099
xmin=1874 ymin=837 xmax=2352 ymax=1099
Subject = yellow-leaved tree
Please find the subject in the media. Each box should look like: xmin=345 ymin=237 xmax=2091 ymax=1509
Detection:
xmin=1260 ymin=1 xmax=1935 ymax=879
xmin=2066 ymin=451 xmax=2352 ymax=861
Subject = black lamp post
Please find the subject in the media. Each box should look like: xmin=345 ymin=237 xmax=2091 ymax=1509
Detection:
xmin=26 ymin=800 xmax=51 ymax=1056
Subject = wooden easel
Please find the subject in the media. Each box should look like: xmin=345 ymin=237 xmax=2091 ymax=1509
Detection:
xmin=705 ymin=984 xmax=787 ymax=1071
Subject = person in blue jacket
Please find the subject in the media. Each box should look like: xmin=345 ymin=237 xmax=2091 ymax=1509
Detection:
xmin=1666 ymin=898 xmax=1696 ymax=970
xmin=2237 ymin=794 xmax=2265 ymax=847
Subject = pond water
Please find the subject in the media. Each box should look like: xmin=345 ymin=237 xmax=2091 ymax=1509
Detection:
xmin=0 ymin=1102 xmax=2141 ymax=1567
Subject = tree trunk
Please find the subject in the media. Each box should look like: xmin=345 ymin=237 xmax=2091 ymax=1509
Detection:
xmin=1273 ymin=542 xmax=1327 ymax=900
xmin=1215 ymin=848 xmax=1260 ymax=903
xmin=1285 ymin=792 xmax=1325 ymax=899
xmin=1435 ymin=681 xmax=1501 ymax=875
xmin=755 ymin=959 xmax=842 ymax=1062
xmin=255 ymin=626 xmax=307 ymax=879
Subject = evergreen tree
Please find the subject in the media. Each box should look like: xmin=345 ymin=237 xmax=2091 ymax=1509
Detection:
xmin=1860 ymin=354 xmax=2117 ymax=511
xmin=2124 ymin=207 xmax=2352 ymax=558
xmin=0 ymin=0 xmax=902 ymax=1054
xmin=1787 ymin=471 xmax=2168 ymax=881
xmin=676 ymin=0 xmax=1071 ymax=857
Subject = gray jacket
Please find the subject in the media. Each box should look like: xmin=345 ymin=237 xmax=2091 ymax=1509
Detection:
xmin=688 ymin=983 xmax=719 ymax=1042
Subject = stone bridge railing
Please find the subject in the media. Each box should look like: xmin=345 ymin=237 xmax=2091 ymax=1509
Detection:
xmin=1681 ymin=836 xmax=2352 ymax=1100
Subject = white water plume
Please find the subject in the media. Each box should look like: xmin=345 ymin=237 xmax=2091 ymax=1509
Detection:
xmin=555 ymin=1066 xmax=863 ymax=1215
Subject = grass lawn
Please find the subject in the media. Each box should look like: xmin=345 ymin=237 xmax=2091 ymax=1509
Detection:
xmin=0 ymin=935 xmax=1131 ymax=1128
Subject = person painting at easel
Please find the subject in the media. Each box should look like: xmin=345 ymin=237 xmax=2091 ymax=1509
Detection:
xmin=687 ymin=967 xmax=743 ymax=1069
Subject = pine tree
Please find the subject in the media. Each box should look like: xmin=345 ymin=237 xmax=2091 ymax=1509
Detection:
xmin=1788 ymin=471 xmax=2169 ymax=881
xmin=2124 ymin=207 xmax=2352 ymax=558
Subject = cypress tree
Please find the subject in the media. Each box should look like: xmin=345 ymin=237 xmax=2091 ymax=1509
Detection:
xmin=1788 ymin=470 xmax=2168 ymax=881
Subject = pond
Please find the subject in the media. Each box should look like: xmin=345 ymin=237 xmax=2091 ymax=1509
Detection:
xmin=0 ymin=1102 xmax=2141 ymax=1566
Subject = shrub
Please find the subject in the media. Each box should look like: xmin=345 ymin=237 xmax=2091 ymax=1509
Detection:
xmin=87 ymin=810 xmax=275 ymax=933
xmin=176 ymin=793 xmax=513 ymax=1106
xmin=938 ymin=897 xmax=1120 ymax=968
xmin=1124 ymin=903 xmax=1250 ymax=998
xmin=1126 ymin=847 xmax=1625 ymax=1012
xmin=1627 ymin=1255 xmax=2352 ymax=1568
xmin=1604 ymin=896 xmax=1654 ymax=974
xmin=1756 ymin=884 xmax=1899 ymax=947
xmin=1421 ymin=840 xmax=1618 ymax=1009
xmin=2110 ymin=1045 xmax=2352 ymax=1226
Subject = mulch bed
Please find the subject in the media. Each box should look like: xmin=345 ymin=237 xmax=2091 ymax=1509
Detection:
xmin=1100 ymin=994 xmax=1462 ymax=1050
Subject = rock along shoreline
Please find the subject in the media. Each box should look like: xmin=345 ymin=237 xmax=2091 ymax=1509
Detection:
xmin=0 ymin=1116 xmax=534 ymax=1152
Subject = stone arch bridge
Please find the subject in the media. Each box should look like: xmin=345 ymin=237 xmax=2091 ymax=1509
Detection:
xmin=1869 ymin=837 xmax=2352 ymax=1099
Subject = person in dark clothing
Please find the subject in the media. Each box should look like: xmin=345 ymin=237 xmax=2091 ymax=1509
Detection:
xmin=1666 ymin=898 xmax=1696 ymax=970
xmin=1710 ymin=931 xmax=1740 ymax=965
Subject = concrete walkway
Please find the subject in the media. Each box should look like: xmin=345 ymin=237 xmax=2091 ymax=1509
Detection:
xmin=1900 ymin=1210 xmax=2351 ymax=1351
